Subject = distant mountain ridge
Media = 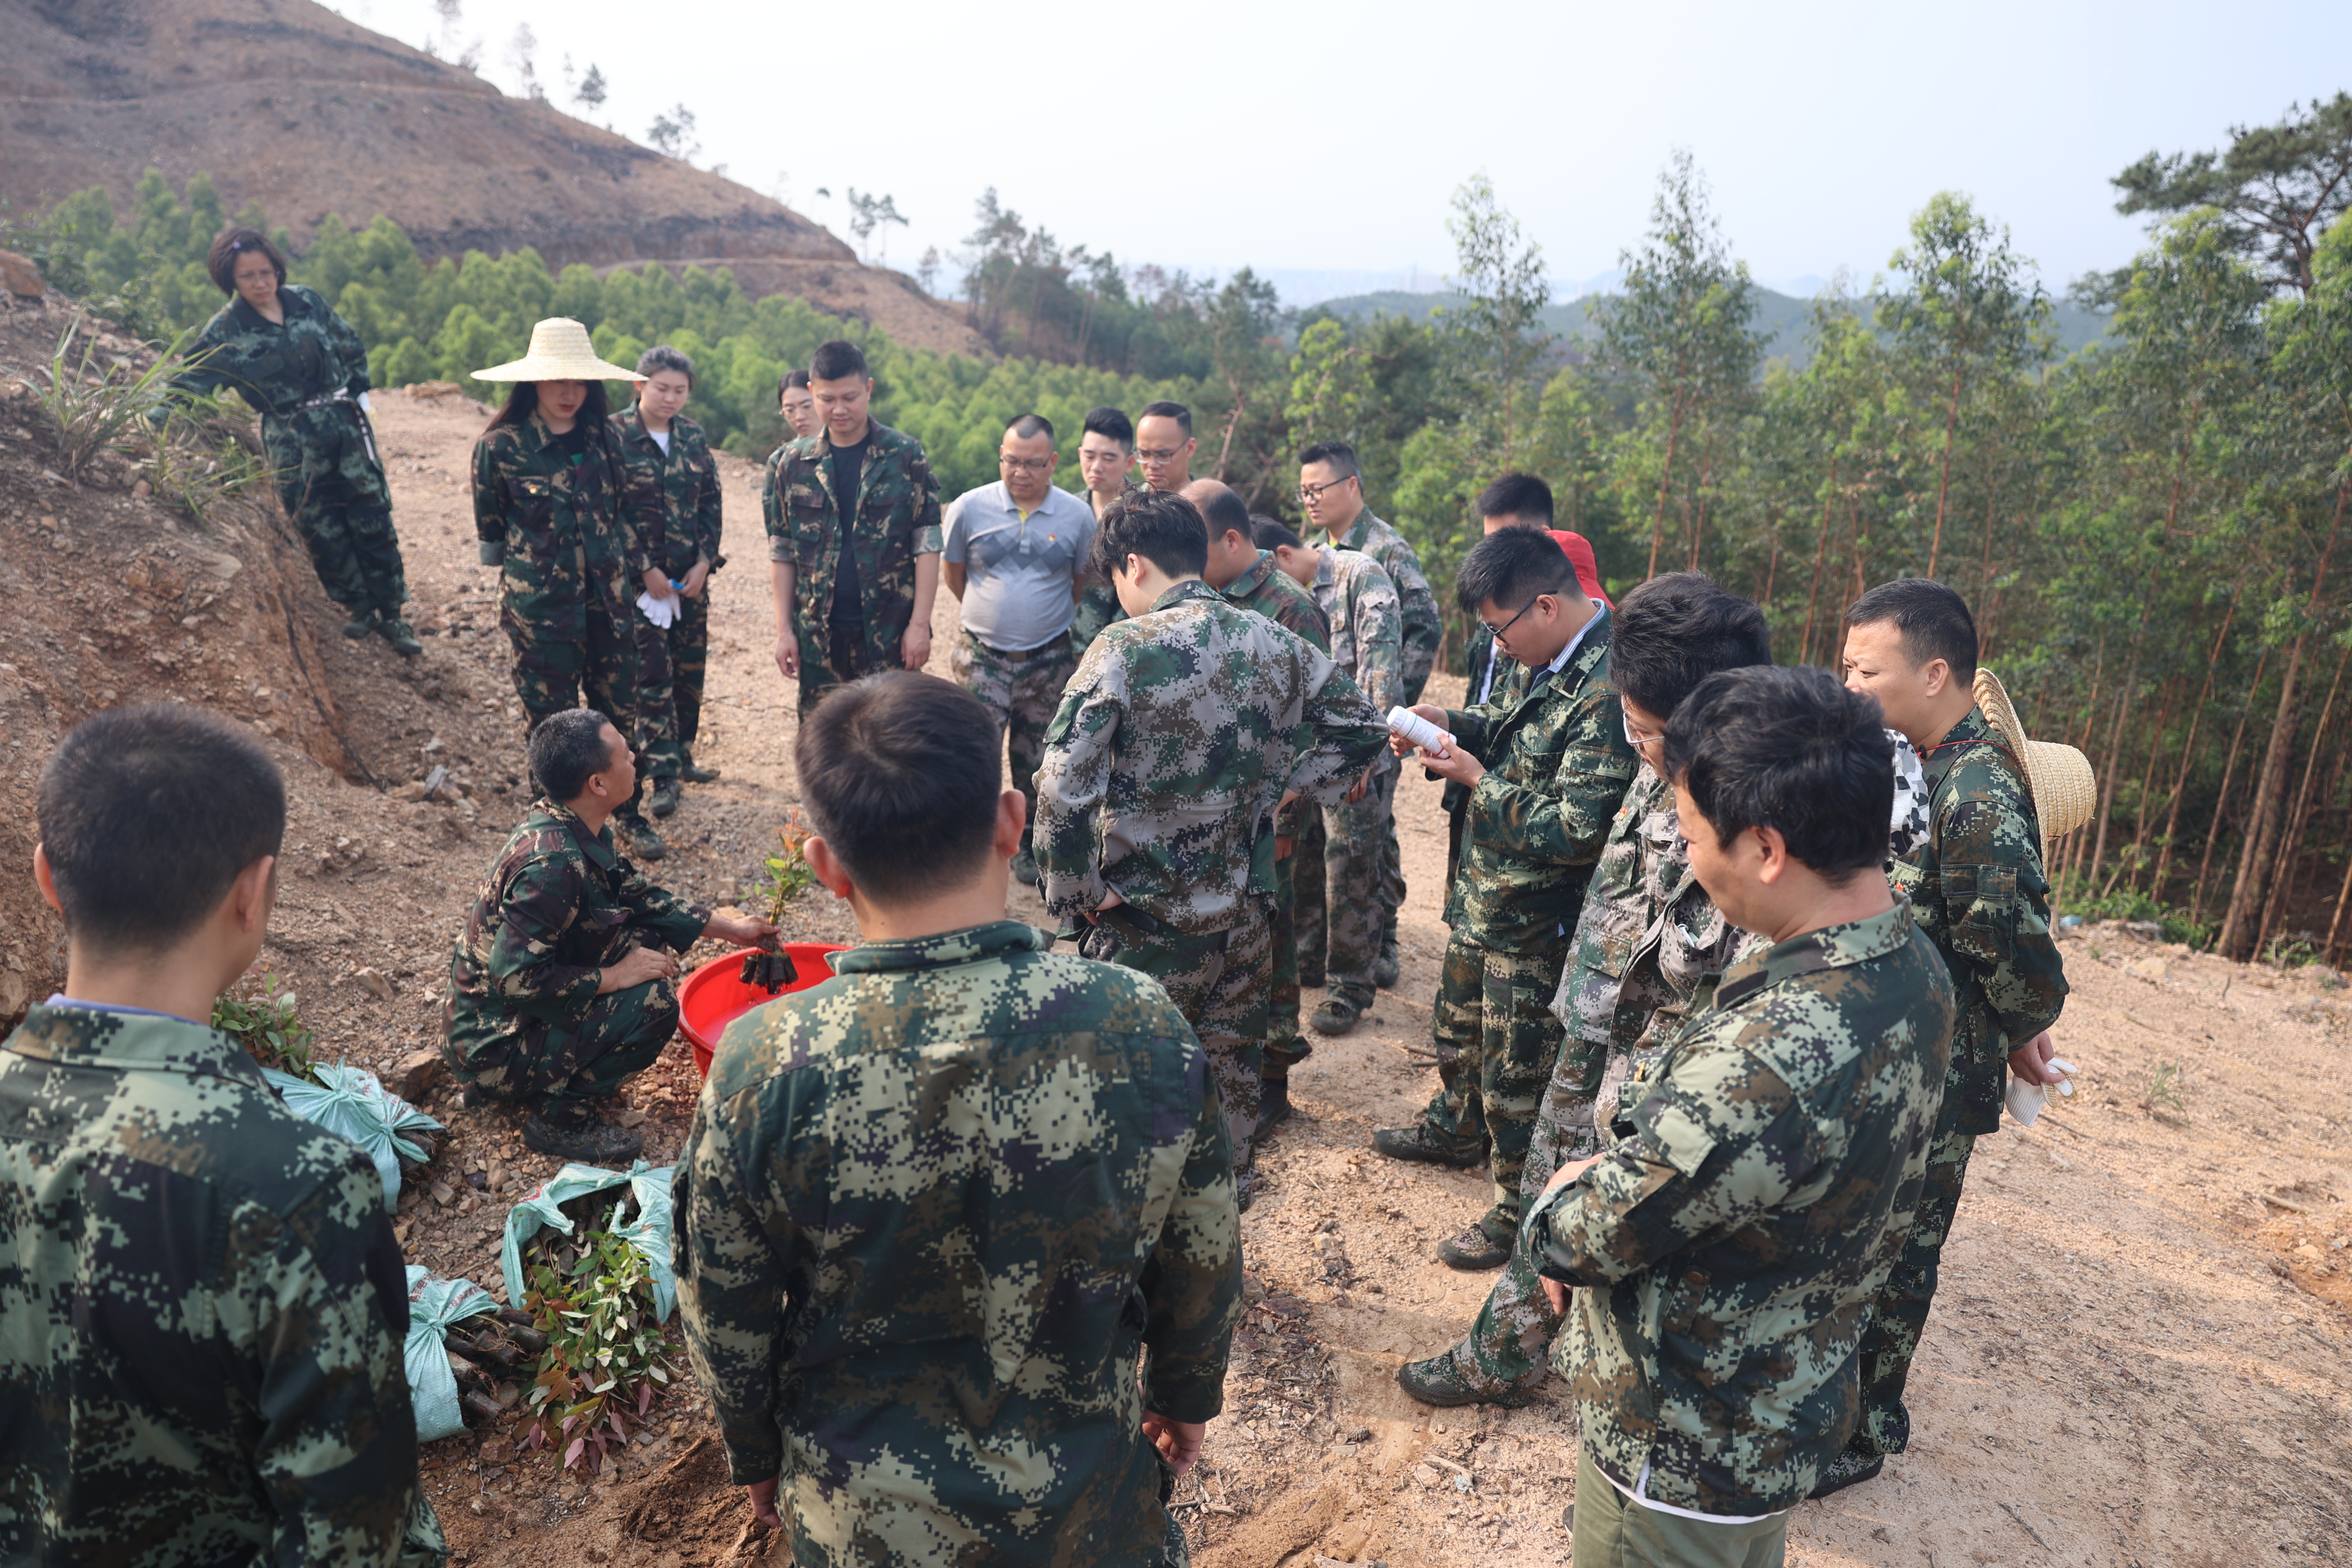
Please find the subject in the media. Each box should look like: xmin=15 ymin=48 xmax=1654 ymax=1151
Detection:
xmin=1312 ymin=286 xmax=2112 ymax=368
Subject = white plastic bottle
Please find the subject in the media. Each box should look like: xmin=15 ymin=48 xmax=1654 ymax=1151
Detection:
xmin=1387 ymin=707 xmax=1454 ymax=757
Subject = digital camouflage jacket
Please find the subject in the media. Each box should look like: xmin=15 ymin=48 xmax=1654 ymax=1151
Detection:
xmin=0 ymin=1004 xmax=431 ymax=1565
xmin=764 ymin=422 xmax=944 ymax=673
xmin=443 ymin=801 xmax=707 ymax=1073
xmin=174 ymin=282 xmax=392 ymax=515
xmin=1332 ymin=509 xmax=1439 ymax=704
xmin=613 ymin=407 xmax=723 ymax=580
xmin=1034 ymin=581 xmax=1390 ymax=935
xmin=1439 ymin=610 xmax=1639 ymax=953
xmin=1308 ymin=544 xmax=1405 ymax=720
xmin=672 ymin=920 xmax=1241 ymax=1568
xmin=1221 ymin=549 xmax=1331 ymax=835
xmin=1529 ymin=903 xmax=1955 ymax=1516
xmin=472 ymin=413 xmax=649 ymax=643
xmin=1896 ymin=707 xmax=2068 ymax=1135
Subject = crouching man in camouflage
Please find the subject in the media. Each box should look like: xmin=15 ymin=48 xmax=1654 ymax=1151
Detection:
xmin=1034 ymin=490 xmax=1388 ymax=1199
xmin=0 ymin=705 xmax=442 ymax=1565
xmin=443 ymin=708 xmax=772 ymax=1162
xmin=674 ymin=671 xmax=1242 ymax=1567
xmin=1526 ymin=668 xmax=1954 ymax=1566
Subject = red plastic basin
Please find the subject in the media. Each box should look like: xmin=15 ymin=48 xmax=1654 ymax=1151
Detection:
xmin=678 ymin=943 xmax=848 ymax=1079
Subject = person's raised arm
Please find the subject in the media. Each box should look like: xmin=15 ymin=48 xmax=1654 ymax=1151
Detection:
xmin=1285 ymin=655 xmax=1390 ymax=811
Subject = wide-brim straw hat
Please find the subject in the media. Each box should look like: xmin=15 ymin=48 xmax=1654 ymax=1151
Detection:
xmin=472 ymin=318 xmax=636 ymax=382
xmin=1973 ymin=667 xmax=2097 ymax=858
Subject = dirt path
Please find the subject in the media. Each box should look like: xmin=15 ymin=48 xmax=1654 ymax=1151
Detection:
xmin=340 ymin=389 xmax=2352 ymax=1568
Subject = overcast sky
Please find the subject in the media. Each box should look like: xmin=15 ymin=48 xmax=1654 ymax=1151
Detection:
xmin=340 ymin=0 xmax=2352 ymax=303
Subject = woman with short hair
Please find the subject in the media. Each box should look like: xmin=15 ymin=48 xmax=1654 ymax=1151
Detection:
xmin=173 ymin=225 xmax=416 ymax=652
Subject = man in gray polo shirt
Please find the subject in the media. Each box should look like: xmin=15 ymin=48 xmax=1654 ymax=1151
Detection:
xmin=944 ymin=412 xmax=1097 ymax=886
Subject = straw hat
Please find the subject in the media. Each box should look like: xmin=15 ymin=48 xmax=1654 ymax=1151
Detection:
xmin=472 ymin=318 xmax=637 ymax=382
xmin=1972 ymin=666 xmax=2097 ymax=858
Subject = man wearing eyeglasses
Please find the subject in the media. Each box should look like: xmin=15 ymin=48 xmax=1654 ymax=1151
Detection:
xmin=1375 ymin=527 xmax=1636 ymax=1272
xmin=1298 ymin=441 xmax=1439 ymax=995
xmin=943 ymin=413 xmax=1096 ymax=887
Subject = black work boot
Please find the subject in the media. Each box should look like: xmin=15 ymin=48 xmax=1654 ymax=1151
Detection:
xmin=1807 ymin=1447 xmax=1886 ymax=1499
xmin=375 ymin=616 xmax=423 ymax=656
xmin=1256 ymin=1077 xmax=1295 ymax=1136
xmin=1396 ymin=1349 xmax=1537 ymax=1409
xmin=682 ymin=759 xmax=721 ymax=783
xmin=1436 ymin=1219 xmax=1514 ymax=1271
xmin=1311 ymin=996 xmax=1362 ymax=1036
xmin=648 ymin=778 xmax=683 ymax=818
xmin=1373 ymin=949 xmax=1401 ymax=990
xmin=522 ymin=1102 xmax=643 ymax=1163
xmin=341 ymin=609 xmax=377 ymax=640
xmin=1372 ymin=1123 xmax=1489 ymax=1168
xmin=615 ymin=811 xmax=666 ymax=861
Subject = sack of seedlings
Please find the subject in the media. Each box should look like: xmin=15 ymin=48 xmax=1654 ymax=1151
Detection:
xmin=264 ymin=1062 xmax=444 ymax=1206
xmin=404 ymin=1266 xmax=496 ymax=1442
xmin=499 ymin=1160 xmax=680 ymax=1321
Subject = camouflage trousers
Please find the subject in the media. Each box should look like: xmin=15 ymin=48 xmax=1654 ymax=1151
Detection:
xmin=1422 ymin=930 xmax=1570 ymax=1235
xmin=506 ymin=597 xmax=640 ymax=738
xmin=1070 ymin=580 xmax=1124 ymax=657
xmin=1263 ymin=842 xmax=1308 ymax=1079
xmin=1851 ymin=1119 xmax=1977 ymax=1458
xmin=795 ymin=617 xmax=903 ymax=720
xmin=264 ymin=403 xmax=407 ymax=618
xmin=951 ymin=629 xmax=1076 ymax=854
xmin=1106 ymin=908 xmax=1272 ymax=1166
xmin=1291 ymin=765 xmax=1400 ymax=1011
xmin=442 ymin=966 xmax=680 ymax=1109
xmin=635 ymin=586 xmax=711 ymax=780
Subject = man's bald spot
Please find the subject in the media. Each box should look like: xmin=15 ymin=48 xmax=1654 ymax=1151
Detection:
xmin=1180 ymin=478 xmax=1252 ymax=542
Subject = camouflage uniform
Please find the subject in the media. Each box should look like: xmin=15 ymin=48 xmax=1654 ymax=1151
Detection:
xmin=614 ymin=406 xmax=724 ymax=780
xmin=1286 ymin=545 xmax=1406 ymax=1029
xmin=672 ymin=920 xmax=1240 ymax=1568
xmin=1330 ymin=510 xmax=1439 ymax=971
xmin=1418 ymin=612 xmax=1637 ymax=1239
xmin=1441 ymin=622 xmax=1510 ymax=903
xmin=442 ymin=799 xmax=707 ymax=1106
xmin=473 ymin=413 xmax=648 ymax=744
xmin=0 ymin=1003 xmax=444 ymax=1565
xmin=1216 ymin=548 xmax=1331 ymax=1075
xmin=175 ymin=282 xmax=407 ymax=620
xmin=1528 ymin=902 xmax=1955 ymax=1516
xmin=764 ymin=423 xmax=944 ymax=717
xmin=1069 ymin=481 xmax=1144 ymax=658
xmin=1035 ymin=581 xmax=1388 ymax=1161
xmin=1853 ymin=707 xmax=2067 ymax=1458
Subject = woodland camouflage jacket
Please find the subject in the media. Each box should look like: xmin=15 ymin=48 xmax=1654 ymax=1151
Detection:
xmin=174 ymin=283 xmax=392 ymax=515
xmin=1439 ymin=610 xmax=1639 ymax=953
xmin=472 ymin=413 xmax=649 ymax=642
xmin=443 ymin=801 xmax=706 ymax=1065
xmin=1308 ymin=544 xmax=1406 ymax=723
xmin=613 ymin=407 xmax=723 ymax=579
xmin=0 ymin=1004 xmax=428 ymax=1565
xmin=1220 ymin=550 xmax=1332 ymax=836
xmin=1529 ymin=903 xmax=1955 ymax=1516
xmin=1034 ymin=582 xmax=1389 ymax=935
xmin=763 ymin=422 xmax=944 ymax=671
xmin=1332 ymin=510 xmax=1439 ymax=704
xmin=1897 ymin=707 xmax=2069 ymax=1136
xmin=672 ymin=920 xmax=1240 ymax=1568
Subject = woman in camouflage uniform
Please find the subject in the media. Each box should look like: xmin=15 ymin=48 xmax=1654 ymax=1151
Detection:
xmin=172 ymin=226 xmax=417 ymax=652
xmin=472 ymin=318 xmax=670 ymax=859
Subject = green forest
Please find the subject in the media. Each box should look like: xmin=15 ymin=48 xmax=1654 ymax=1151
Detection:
xmin=14 ymin=93 xmax=2352 ymax=963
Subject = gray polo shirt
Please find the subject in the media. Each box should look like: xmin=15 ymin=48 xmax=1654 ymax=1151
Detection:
xmin=942 ymin=481 xmax=1096 ymax=651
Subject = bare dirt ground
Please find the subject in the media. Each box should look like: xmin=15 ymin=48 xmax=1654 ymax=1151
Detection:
xmin=7 ymin=340 xmax=2349 ymax=1568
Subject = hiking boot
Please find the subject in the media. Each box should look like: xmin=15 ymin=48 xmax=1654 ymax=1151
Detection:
xmin=1807 ymin=1449 xmax=1885 ymax=1500
xmin=648 ymin=778 xmax=683 ymax=818
xmin=1310 ymin=996 xmax=1362 ymax=1036
xmin=615 ymin=813 xmax=666 ymax=861
xmin=522 ymin=1106 xmax=643 ymax=1164
xmin=1256 ymin=1077 xmax=1295 ymax=1136
xmin=341 ymin=611 xmax=377 ymax=640
xmin=682 ymin=761 xmax=722 ymax=783
xmin=1437 ymin=1222 xmax=1514 ymax=1271
xmin=1373 ymin=950 xmax=1401 ymax=990
xmin=1396 ymin=1351 xmax=1536 ymax=1409
xmin=1011 ymin=846 xmax=1039 ymax=886
xmin=375 ymin=617 xmax=423 ymax=656
xmin=1372 ymin=1123 xmax=1489 ymax=1168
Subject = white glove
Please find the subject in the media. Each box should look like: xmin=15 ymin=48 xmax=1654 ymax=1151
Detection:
xmin=2005 ymin=1057 xmax=2077 ymax=1128
xmin=635 ymin=590 xmax=679 ymax=629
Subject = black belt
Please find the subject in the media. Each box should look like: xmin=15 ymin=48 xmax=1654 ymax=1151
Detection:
xmin=977 ymin=630 xmax=1072 ymax=662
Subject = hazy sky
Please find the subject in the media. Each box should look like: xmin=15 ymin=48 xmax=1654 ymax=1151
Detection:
xmin=341 ymin=0 xmax=2352 ymax=302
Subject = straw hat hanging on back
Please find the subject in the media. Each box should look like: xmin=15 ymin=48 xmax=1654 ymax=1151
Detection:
xmin=1971 ymin=667 xmax=2097 ymax=861
xmin=472 ymin=318 xmax=636 ymax=382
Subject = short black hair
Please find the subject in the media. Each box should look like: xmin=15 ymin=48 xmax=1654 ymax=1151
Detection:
xmin=1476 ymin=472 xmax=1554 ymax=526
xmin=1455 ymin=524 xmax=1576 ymax=615
xmin=206 ymin=225 xmax=289 ymax=294
xmin=809 ymin=339 xmax=868 ymax=382
xmin=37 ymin=704 xmax=286 ymax=955
xmin=1006 ymin=412 xmax=1054 ymax=443
xmin=1251 ymin=517 xmax=1304 ymax=552
xmin=636 ymin=344 xmax=694 ymax=385
xmin=778 ymin=368 xmax=811 ymax=399
xmin=1845 ymin=578 xmax=1978 ymax=682
xmin=1297 ymin=440 xmax=1360 ymax=481
xmin=1610 ymin=572 xmax=1773 ymax=719
xmin=797 ymin=672 xmax=1002 ymax=904
xmin=1138 ymin=400 xmax=1192 ymax=437
xmin=1191 ymin=483 xmax=1253 ymax=542
xmin=1082 ymin=406 xmax=1135 ymax=447
xmin=1093 ymin=488 xmax=1209 ymax=582
xmin=1663 ymin=666 xmax=1893 ymax=886
xmin=530 ymin=708 xmax=623 ymax=800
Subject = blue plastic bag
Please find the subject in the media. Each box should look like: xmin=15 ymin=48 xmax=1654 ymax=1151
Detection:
xmin=404 ymin=1265 xmax=495 ymax=1443
xmin=262 ymin=1062 xmax=444 ymax=1207
xmin=499 ymin=1160 xmax=677 ymax=1320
